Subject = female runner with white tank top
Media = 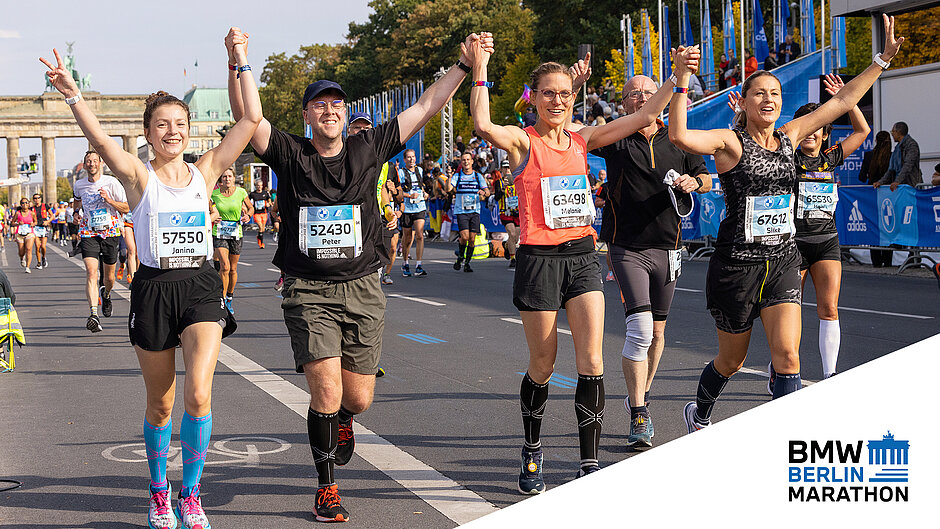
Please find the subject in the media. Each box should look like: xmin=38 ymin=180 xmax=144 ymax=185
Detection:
xmin=41 ymin=27 xmax=261 ymax=529
xmin=468 ymin=34 xmax=699 ymax=492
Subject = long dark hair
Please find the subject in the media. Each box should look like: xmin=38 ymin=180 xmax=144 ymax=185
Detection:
xmin=869 ymin=131 xmax=892 ymax=180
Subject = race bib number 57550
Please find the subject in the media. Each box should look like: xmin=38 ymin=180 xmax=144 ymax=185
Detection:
xmin=298 ymin=205 xmax=362 ymax=260
xmin=156 ymin=211 xmax=209 ymax=269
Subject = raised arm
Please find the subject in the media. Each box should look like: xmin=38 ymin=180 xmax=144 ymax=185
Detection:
xmin=781 ymin=14 xmax=903 ymax=144
xmin=467 ymin=34 xmax=529 ymax=163
xmin=580 ymin=47 xmax=696 ymax=151
xmin=820 ymin=74 xmax=870 ymax=157
xmin=198 ymin=28 xmax=262 ymax=188
xmin=398 ymin=33 xmax=493 ymax=144
xmin=226 ymin=27 xmax=272 ymax=156
xmin=40 ymin=49 xmax=146 ymax=190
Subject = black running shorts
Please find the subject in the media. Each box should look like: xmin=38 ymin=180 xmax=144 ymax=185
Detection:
xmin=513 ymin=236 xmax=602 ymax=312
xmin=456 ymin=212 xmax=481 ymax=233
xmin=80 ymin=235 xmax=121 ymax=264
xmin=608 ymin=245 xmax=677 ymax=320
xmin=705 ymin=247 xmax=802 ymax=334
xmin=796 ymin=234 xmax=841 ymax=271
xmin=212 ymin=236 xmax=244 ymax=255
xmin=400 ymin=210 xmax=427 ymax=229
xmin=129 ymin=262 xmax=235 ymax=351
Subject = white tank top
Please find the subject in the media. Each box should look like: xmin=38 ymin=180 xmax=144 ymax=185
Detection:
xmin=133 ymin=162 xmax=212 ymax=269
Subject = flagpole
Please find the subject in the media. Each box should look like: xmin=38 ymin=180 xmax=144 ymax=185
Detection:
xmin=821 ymin=0 xmax=826 ymax=74
xmin=740 ymin=0 xmax=745 ymax=70
xmin=622 ymin=14 xmax=628 ymax=82
xmin=658 ymin=0 xmax=664 ymax=83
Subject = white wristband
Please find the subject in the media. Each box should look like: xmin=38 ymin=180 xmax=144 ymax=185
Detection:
xmin=65 ymin=93 xmax=82 ymax=105
xmin=872 ymin=53 xmax=890 ymax=71
xmin=668 ymin=74 xmax=677 ymax=85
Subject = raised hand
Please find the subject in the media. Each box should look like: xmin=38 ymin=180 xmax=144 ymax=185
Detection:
xmin=39 ymin=49 xmax=79 ymax=98
xmin=822 ymin=73 xmax=844 ymax=96
xmin=725 ymin=90 xmax=742 ymax=113
xmin=569 ymin=52 xmax=592 ymax=89
xmin=880 ymin=14 xmax=904 ymax=61
xmin=674 ymin=45 xmax=701 ymax=76
xmin=463 ymin=32 xmax=492 ymax=68
xmin=226 ymin=27 xmax=249 ymax=64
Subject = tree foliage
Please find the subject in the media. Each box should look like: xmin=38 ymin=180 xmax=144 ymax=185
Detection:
xmin=56 ymin=177 xmax=73 ymax=203
xmin=259 ymin=44 xmax=341 ymax=135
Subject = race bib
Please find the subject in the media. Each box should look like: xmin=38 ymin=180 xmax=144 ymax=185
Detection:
xmin=253 ymin=200 xmax=266 ymax=211
xmin=33 ymin=227 xmax=47 ymax=238
xmin=668 ymin=249 xmax=682 ymax=282
xmin=16 ymin=224 xmax=31 ymax=236
xmin=298 ymin=205 xmax=362 ymax=260
xmin=460 ymin=194 xmax=478 ymax=211
xmin=217 ymin=220 xmax=239 ymax=240
xmin=744 ymin=194 xmax=794 ymax=245
xmin=156 ymin=211 xmax=208 ymax=269
xmin=89 ymin=208 xmax=110 ymax=230
xmin=541 ymin=174 xmax=594 ymax=229
xmin=797 ymin=181 xmax=838 ymax=219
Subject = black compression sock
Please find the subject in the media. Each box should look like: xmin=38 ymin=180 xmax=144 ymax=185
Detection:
xmin=457 ymin=243 xmax=466 ymax=262
xmin=644 ymin=390 xmax=651 ymax=406
xmin=307 ymin=408 xmax=338 ymax=486
xmin=258 ymin=232 xmax=264 ymax=243
xmin=465 ymin=239 xmax=475 ymax=261
xmin=695 ymin=361 xmax=730 ymax=423
xmin=630 ymin=405 xmax=649 ymax=419
xmin=575 ymin=374 xmax=605 ymax=470
xmin=337 ymin=406 xmax=354 ymax=425
xmin=520 ymin=372 xmax=549 ymax=451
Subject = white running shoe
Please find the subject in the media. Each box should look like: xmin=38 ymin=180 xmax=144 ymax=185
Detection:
xmin=148 ymin=486 xmax=177 ymax=529
xmin=175 ymin=485 xmax=210 ymax=529
xmin=24 ymin=267 xmax=31 ymax=274
xmin=683 ymin=401 xmax=709 ymax=434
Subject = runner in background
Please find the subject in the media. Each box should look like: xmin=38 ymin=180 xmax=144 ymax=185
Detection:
xmin=30 ymin=193 xmax=51 ymax=269
xmin=493 ymin=159 xmax=520 ymax=268
xmin=248 ymin=178 xmax=271 ymax=248
xmin=398 ymin=149 xmax=428 ymax=277
xmin=446 ymin=151 xmax=489 ymax=272
xmin=12 ymin=199 xmax=36 ymax=273
xmin=211 ymin=167 xmax=252 ymax=314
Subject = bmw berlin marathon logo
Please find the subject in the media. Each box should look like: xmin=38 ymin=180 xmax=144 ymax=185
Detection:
xmin=559 ymin=177 xmax=570 ymax=188
xmin=317 ymin=208 xmax=330 ymax=221
xmin=788 ymin=431 xmax=910 ymax=502
xmin=170 ymin=213 xmax=182 ymax=225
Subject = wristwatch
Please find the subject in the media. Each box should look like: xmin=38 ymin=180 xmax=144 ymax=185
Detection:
xmin=693 ymin=175 xmax=704 ymax=191
xmin=65 ymin=93 xmax=82 ymax=105
xmin=872 ymin=53 xmax=890 ymax=71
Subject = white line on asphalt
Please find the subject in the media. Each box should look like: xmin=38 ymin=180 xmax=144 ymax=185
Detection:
xmin=386 ymin=293 xmax=446 ymax=306
xmin=501 ymin=317 xmax=572 ymax=335
xmin=802 ymin=302 xmax=931 ymax=320
xmin=48 ymin=243 xmax=496 ymax=524
xmin=735 ymin=366 xmax=814 ymax=386
xmin=1 ymin=245 xmax=7 ymax=267
xmin=266 ymin=268 xmax=280 ymax=273
xmin=428 ymin=260 xmax=454 ymax=265
xmin=675 ymin=287 xmax=704 ymax=293
xmin=216 ymin=345 xmax=498 ymax=525
xmin=239 ymin=262 xmax=253 ymax=266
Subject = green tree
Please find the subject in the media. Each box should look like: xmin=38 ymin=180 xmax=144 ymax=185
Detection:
xmin=490 ymin=45 xmax=540 ymax=125
xmin=56 ymin=177 xmax=72 ymax=203
xmin=259 ymin=44 xmax=341 ymax=135
xmin=423 ymin=99 xmax=473 ymax=160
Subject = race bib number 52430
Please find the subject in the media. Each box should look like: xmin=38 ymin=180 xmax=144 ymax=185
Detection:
xmin=298 ymin=205 xmax=362 ymax=260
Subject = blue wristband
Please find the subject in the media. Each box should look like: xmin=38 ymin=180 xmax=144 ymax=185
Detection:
xmin=237 ymin=65 xmax=251 ymax=78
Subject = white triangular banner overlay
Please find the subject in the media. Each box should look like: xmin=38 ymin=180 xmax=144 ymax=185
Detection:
xmin=461 ymin=333 xmax=940 ymax=528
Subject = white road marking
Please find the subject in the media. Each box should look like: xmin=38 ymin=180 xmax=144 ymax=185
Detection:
xmin=1 ymin=246 xmax=7 ymax=267
xmin=675 ymin=287 xmax=704 ymax=293
xmin=501 ymin=317 xmax=572 ymax=335
xmin=386 ymin=293 xmax=446 ymax=306
xmin=429 ymin=260 xmax=454 ymax=265
xmin=735 ymin=366 xmax=815 ymax=386
xmin=802 ymin=302 xmax=931 ymax=320
xmin=266 ymin=268 xmax=280 ymax=273
xmin=49 ymin=243 xmax=496 ymax=524
xmin=238 ymin=262 xmax=253 ymax=266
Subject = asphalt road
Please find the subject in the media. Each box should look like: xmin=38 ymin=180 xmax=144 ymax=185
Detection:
xmin=1 ymin=236 xmax=937 ymax=528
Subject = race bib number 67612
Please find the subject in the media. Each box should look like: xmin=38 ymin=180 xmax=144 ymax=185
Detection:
xmin=744 ymin=194 xmax=794 ymax=245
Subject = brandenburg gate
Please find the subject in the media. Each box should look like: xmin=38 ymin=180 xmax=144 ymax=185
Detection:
xmin=0 ymin=91 xmax=145 ymax=204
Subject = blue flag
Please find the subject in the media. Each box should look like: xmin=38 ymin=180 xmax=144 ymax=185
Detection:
xmin=777 ymin=0 xmax=790 ymax=50
xmin=627 ymin=15 xmax=635 ymax=79
xmin=703 ymin=2 xmax=715 ymax=89
xmin=724 ymin=0 xmax=736 ymax=59
xmin=832 ymin=16 xmax=847 ymax=69
xmin=663 ymin=5 xmax=673 ymax=78
xmin=682 ymin=1 xmax=694 ymax=47
xmin=803 ymin=0 xmax=817 ymax=53
xmin=753 ymin=0 xmax=770 ymax=66
xmin=642 ymin=9 xmax=653 ymax=77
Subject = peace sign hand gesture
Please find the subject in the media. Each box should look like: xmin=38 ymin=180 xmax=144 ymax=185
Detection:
xmin=39 ymin=49 xmax=79 ymax=98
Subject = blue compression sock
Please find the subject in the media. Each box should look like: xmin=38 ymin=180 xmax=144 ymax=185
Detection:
xmin=772 ymin=372 xmax=802 ymax=399
xmin=144 ymin=418 xmax=172 ymax=493
xmin=180 ymin=412 xmax=212 ymax=497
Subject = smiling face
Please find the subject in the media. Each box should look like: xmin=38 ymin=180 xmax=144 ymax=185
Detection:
xmin=404 ymin=149 xmax=416 ymax=170
xmin=460 ymin=153 xmax=474 ymax=173
xmin=303 ymin=91 xmax=346 ymax=142
xmin=800 ymin=127 xmax=828 ymax=154
xmin=145 ymin=104 xmax=189 ymax=159
xmin=534 ymin=72 xmax=574 ymax=127
xmin=742 ymin=74 xmax=783 ymax=128
xmin=83 ymin=152 xmax=102 ymax=177
xmin=621 ymin=75 xmax=657 ymax=115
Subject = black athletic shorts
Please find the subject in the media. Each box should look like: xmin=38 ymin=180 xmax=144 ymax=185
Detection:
xmin=80 ymin=235 xmax=121 ymax=264
xmin=705 ymin=247 xmax=802 ymax=334
xmin=212 ymin=236 xmax=244 ymax=255
xmin=129 ymin=262 xmax=236 ymax=351
xmin=796 ymin=234 xmax=840 ymax=271
xmin=456 ymin=212 xmax=481 ymax=233
xmin=401 ymin=210 xmax=427 ymax=229
xmin=68 ymin=223 xmax=79 ymax=236
xmin=608 ymin=245 xmax=678 ymax=320
xmin=513 ymin=236 xmax=602 ymax=311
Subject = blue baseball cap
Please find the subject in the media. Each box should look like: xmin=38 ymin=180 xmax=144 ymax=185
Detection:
xmin=302 ymin=80 xmax=347 ymax=109
xmin=349 ymin=112 xmax=373 ymax=125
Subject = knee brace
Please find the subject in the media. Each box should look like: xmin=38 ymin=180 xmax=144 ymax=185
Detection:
xmin=622 ymin=312 xmax=654 ymax=361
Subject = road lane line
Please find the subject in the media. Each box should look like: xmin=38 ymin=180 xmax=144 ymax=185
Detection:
xmin=675 ymin=287 xmax=704 ymax=293
xmin=386 ymin=293 xmax=445 ymax=306
xmin=49 ymin=243 xmax=497 ymax=524
xmin=428 ymin=260 xmax=454 ymax=264
xmin=801 ymin=302 xmax=931 ymax=320
xmin=267 ymin=268 xmax=280 ymax=273
xmin=239 ymin=262 xmax=253 ymax=266
xmin=735 ymin=366 xmax=815 ymax=386
xmin=501 ymin=317 xmax=572 ymax=335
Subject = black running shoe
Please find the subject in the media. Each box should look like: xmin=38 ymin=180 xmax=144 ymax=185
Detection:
xmin=101 ymin=288 xmax=113 ymax=318
xmin=517 ymin=449 xmax=546 ymax=494
xmin=314 ymin=484 xmax=349 ymax=522
xmin=508 ymin=258 xmax=516 ymax=269
xmin=463 ymin=263 xmax=473 ymax=273
xmin=576 ymin=465 xmax=601 ymax=478
xmin=453 ymin=258 xmax=462 ymax=271
xmin=335 ymin=418 xmax=355 ymax=466
xmin=376 ymin=366 xmax=386 ymax=377
xmin=86 ymin=314 xmax=103 ymax=333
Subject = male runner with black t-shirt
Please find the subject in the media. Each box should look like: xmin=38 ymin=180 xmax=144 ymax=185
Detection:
xmin=248 ymin=179 xmax=272 ymax=248
xmin=582 ymin=75 xmax=710 ymax=448
xmin=228 ymin=27 xmax=491 ymax=522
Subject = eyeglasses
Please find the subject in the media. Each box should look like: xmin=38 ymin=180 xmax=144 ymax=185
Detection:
xmin=539 ymin=89 xmax=574 ymax=102
xmin=308 ymin=100 xmax=346 ymax=112
xmin=624 ymin=90 xmax=655 ymax=100
xmin=20 ymin=201 xmax=28 ymax=205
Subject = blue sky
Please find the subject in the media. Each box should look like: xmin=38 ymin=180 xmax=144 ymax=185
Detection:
xmin=0 ymin=0 xmax=373 ymax=178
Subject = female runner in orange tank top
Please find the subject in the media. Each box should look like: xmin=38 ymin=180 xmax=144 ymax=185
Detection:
xmin=468 ymin=35 xmax=699 ymax=490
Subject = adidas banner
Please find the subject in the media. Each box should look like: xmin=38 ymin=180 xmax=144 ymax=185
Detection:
xmin=836 ymin=185 xmax=940 ymax=247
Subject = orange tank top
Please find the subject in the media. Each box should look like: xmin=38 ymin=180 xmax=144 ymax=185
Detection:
xmin=515 ymin=126 xmax=597 ymax=246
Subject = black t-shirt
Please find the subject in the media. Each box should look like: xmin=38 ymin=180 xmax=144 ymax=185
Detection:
xmin=593 ymin=126 xmax=708 ymax=250
xmin=794 ymin=143 xmax=844 ymax=239
xmin=258 ymin=119 xmax=405 ymax=281
xmin=248 ymin=191 xmax=271 ymax=213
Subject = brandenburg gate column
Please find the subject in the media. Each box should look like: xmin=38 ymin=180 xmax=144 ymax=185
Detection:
xmin=41 ymin=136 xmax=56 ymax=202
xmin=6 ymin=136 xmax=21 ymax=205
xmin=122 ymin=135 xmax=137 ymax=156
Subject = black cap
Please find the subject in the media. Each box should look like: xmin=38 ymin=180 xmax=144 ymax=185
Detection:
xmin=302 ymin=80 xmax=347 ymax=109
xmin=349 ymin=112 xmax=372 ymax=125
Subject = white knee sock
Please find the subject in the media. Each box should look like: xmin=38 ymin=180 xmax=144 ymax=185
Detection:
xmin=819 ymin=319 xmax=840 ymax=378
